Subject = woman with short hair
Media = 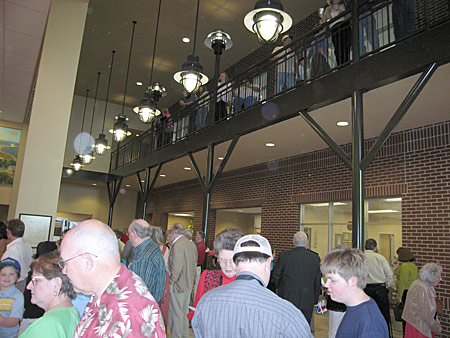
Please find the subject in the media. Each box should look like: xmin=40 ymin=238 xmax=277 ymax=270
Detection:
xmin=187 ymin=228 xmax=244 ymax=321
xmin=402 ymin=263 xmax=442 ymax=337
xmin=20 ymin=252 xmax=79 ymax=338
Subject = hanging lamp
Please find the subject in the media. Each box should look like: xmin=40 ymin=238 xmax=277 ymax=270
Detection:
xmin=173 ymin=0 xmax=208 ymax=93
xmin=109 ymin=21 xmax=137 ymax=142
xmin=82 ymin=72 xmax=101 ymax=164
xmin=95 ymin=51 xmax=115 ymax=155
xmin=133 ymin=0 xmax=166 ymax=123
xmin=70 ymin=89 xmax=89 ymax=171
xmin=244 ymin=0 xmax=292 ymax=43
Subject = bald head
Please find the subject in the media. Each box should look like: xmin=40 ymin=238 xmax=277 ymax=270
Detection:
xmin=63 ymin=219 xmax=120 ymax=261
xmin=293 ymin=231 xmax=308 ymax=246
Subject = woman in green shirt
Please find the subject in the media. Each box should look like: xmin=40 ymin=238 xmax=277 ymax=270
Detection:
xmin=20 ymin=252 xmax=79 ymax=338
xmin=395 ymin=247 xmax=418 ymax=334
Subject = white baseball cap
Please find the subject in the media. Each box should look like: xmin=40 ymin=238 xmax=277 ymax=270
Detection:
xmin=233 ymin=234 xmax=273 ymax=257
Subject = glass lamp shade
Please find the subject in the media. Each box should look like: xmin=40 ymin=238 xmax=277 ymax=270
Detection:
xmin=133 ymin=96 xmax=161 ymax=124
xmin=70 ymin=155 xmax=83 ymax=171
xmin=109 ymin=115 xmax=131 ymax=142
xmin=205 ymin=30 xmax=232 ymax=55
xmin=94 ymin=134 xmax=110 ymax=155
xmin=244 ymin=0 xmax=292 ymax=43
xmin=173 ymin=55 xmax=209 ymax=94
xmin=81 ymin=151 xmax=95 ymax=165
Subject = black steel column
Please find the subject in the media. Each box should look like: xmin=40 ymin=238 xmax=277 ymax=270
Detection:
xmin=203 ymin=144 xmax=214 ymax=248
xmin=142 ymin=167 xmax=150 ymax=218
xmin=351 ymin=90 xmax=364 ymax=249
xmin=107 ymin=177 xmax=123 ymax=226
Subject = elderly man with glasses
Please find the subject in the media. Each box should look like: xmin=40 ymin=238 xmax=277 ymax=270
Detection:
xmin=59 ymin=219 xmax=165 ymax=338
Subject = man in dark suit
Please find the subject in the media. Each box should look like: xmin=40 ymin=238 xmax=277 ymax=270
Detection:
xmin=272 ymin=231 xmax=321 ymax=327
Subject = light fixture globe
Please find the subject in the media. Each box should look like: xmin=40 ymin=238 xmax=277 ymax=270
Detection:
xmin=174 ymin=55 xmax=209 ymax=94
xmin=244 ymin=0 xmax=292 ymax=43
xmin=109 ymin=114 xmax=132 ymax=142
xmin=70 ymin=155 xmax=83 ymax=171
xmin=133 ymin=95 xmax=161 ymax=124
xmin=204 ymin=29 xmax=232 ymax=55
xmin=94 ymin=133 xmax=110 ymax=155
xmin=149 ymin=82 xmax=166 ymax=101
xmin=81 ymin=151 xmax=95 ymax=165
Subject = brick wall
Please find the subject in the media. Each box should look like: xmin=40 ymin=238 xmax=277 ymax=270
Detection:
xmin=138 ymin=120 xmax=450 ymax=335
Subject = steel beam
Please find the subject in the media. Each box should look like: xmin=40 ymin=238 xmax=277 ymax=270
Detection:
xmin=107 ymin=177 xmax=123 ymax=226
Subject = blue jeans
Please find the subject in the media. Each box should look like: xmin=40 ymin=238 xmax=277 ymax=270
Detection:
xmin=359 ymin=11 xmax=379 ymax=55
xmin=276 ymin=72 xmax=295 ymax=93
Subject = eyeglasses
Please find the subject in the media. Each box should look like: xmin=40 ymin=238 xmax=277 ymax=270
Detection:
xmin=58 ymin=252 xmax=98 ymax=269
xmin=30 ymin=276 xmax=47 ymax=286
xmin=217 ymin=257 xmax=234 ymax=267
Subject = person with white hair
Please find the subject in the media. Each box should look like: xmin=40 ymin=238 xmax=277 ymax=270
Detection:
xmin=272 ymin=231 xmax=321 ymax=327
xmin=127 ymin=219 xmax=166 ymax=303
xmin=59 ymin=219 xmax=165 ymax=337
xmin=167 ymin=223 xmax=197 ymax=338
xmin=402 ymin=263 xmax=442 ymax=337
xmin=192 ymin=234 xmax=313 ymax=338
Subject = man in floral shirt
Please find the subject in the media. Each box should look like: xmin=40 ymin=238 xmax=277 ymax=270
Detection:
xmin=60 ymin=219 xmax=165 ymax=337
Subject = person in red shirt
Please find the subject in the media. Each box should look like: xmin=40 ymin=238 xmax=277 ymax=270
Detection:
xmin=187 ymin=228 xmax=243 ymax=321
xmin=120 ymin=228 xmax=129 ymax=244
xmin=192 ymin=231 xmax=207 ymax=301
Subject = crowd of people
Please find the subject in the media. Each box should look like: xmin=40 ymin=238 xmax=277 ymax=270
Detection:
xmin=0 ymin=217 xmax=442 ymax=338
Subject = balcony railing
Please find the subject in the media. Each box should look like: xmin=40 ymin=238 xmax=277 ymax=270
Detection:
xmin=110 ymin=0 xmax=449 ymax=172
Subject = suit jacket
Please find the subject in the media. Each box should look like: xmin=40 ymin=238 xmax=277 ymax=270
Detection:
xmin=168 ymin=236 xmax=198 ymax=293
xmin=272 ymin=246 xmax=321 ymax=323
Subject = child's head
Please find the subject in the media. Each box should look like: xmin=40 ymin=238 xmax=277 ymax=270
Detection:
xmin=0 ymin=258 xmax=21 ymax=289
xmin=320 ymin=246 xmax=369 ymax=289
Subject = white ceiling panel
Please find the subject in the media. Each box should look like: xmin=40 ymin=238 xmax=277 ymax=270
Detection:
xmin=4 ymin=50 xmax=36 ymax=73
xmin=5 ymin=1 xmax=48 ymax=38
xmin=7 ymin=0 xmax=51 ymax=14
xmin=3 ymin=94 xmax=27 ymax=122
xmin=4 ymin=67 xmax=33 ymax=86
xmin=4 ymin=29 xmax=41 ymax=58
xmin=4 ymin=82 xmax=30 ymax=98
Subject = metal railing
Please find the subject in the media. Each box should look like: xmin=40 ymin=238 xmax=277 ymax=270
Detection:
xmin=110 ymin=0 xmax=449 ymax=172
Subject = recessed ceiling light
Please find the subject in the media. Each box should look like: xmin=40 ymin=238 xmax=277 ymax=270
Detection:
xmin=368 ymin=209 xmax=399 ymax=214
xmin=310 ymin=203 xmax=329 ymax=207
xmin=218 ymin=157 xmax=224 ymax=160
xmin=182 ymin=37 xmax=190 ymax=43
xmin=336 ymin=121 xmax=349 ymax=127
xmin=65 ymin=168 xmax=73 ymax=175
xmin=265 ymin=142 xmax=275 ymax=147
xmin=160 ymin=174 xmax=166 ymax=177
xmin=184 ymin=167 xmax=191 ymax=171
xmin=384 ymin=197 xmax=402 ymax=202
xmin=125 ymin=184 xmax=131 ymax=187
xmin=141 ymin=180 xmax=145 ymax=183
xmin=136 ymin=81 xmax=143 ymax=86
xmin=136 ymin=134 xmax=140 ymax=137
xmin=92 ymin=183 xmax=97 ymax=186
xmin=173 ymin=213 xmax=193 ymax=217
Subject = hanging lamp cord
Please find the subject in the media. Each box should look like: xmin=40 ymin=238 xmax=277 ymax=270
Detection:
xmin=149 ymin=0 xmax=162 ymax=86
xmin=121 ymin=21 xmax=137 ymax=115
xmin=90 ymin=72 xmax=101 ymax=135
xmin=79 ymin=89 xmax=90 ymax=153
xmin=192 ymin=0 xmax=200 ymax=55
xmin=101 ymin=50 xmax=116 ymax=134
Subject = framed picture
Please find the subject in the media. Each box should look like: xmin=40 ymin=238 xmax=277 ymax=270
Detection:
xmin=19 ymin=213 xmax=52 ymax=249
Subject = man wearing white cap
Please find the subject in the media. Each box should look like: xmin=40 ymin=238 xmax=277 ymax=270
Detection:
xmin=192 ymin=234 xmax=313 ymax=338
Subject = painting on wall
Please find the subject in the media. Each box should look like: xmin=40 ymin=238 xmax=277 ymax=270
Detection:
xmin=0 ymin=127 xmax=21 ymax=185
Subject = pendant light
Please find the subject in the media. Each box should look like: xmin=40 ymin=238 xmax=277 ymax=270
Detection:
xmin=173 ymin=0 xmax=208 ymax=93
xmin=82 ymin=72 xmax=101 ymax=164
xmin=244 ymin=0 xmax=292 ymax=43
xmin=95 ymin=51 xmax=115 ymax=155
xmin=133 ymin=0 xmax=166 ymax=124
xmin=109 ymin=21 xmax=137 ymax=142
xmin=70 ymin=89 xmax=89 ymax=171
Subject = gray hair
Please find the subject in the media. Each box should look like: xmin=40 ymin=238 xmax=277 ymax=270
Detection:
xmin=213 ymin=228 xmax=244 ymax=256
xmin=419 ymin=263 xmax=442 ymax=284
xmin=151 ymin=226 xmax=165 ymax=246
xmin=129 ymin=219 xmax=152 ymax=239
xmin=185 ymin=229 xmax=193 ymax=240
xmin=172 ymin=223 xmax=185 ymax=235
xmin=293 ymin=231 xmax=308 ymax=246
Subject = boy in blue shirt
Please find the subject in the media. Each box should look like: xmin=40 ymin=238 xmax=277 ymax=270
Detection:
xmin=0 ymin=257 xmax=24 ymax=338
xmin=321 ymin=247 xmax=389 ymax=338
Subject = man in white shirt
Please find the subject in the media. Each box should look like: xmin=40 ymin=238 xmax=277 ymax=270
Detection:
xmin=364 ymin=238 xmax=393 ymax=336
xmin=2 ymin=219 xmax=32 ymax=292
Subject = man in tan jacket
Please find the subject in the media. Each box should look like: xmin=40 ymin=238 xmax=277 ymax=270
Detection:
xmin=168 ymin=223 xmax=197 ymax=338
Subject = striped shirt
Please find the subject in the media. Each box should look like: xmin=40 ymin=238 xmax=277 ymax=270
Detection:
xmin=192 ymin=271 xmax=313 ymax=338
xmin=129 ymin=238 xmax=166 ymax=302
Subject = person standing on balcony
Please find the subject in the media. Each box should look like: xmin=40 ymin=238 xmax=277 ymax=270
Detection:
xmin=392 ymin=0 xmax=416 ymax=40
xmin=272 ymin=34 xmax=297 ymax=93
xmin=324 ymin=0 xmax=352 ymax=66
xmin=216 ymin=72 xmax=231 ymax=122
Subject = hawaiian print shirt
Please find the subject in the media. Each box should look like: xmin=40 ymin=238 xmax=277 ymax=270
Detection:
xmin=73 ymin=264 xmax=165 ymax=337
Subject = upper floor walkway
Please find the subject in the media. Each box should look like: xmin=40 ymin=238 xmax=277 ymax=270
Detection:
xmin=110 ymin=0 xmax=450 ymax=177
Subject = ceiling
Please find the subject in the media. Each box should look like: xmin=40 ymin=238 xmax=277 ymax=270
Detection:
xmin=2 ymin=0 xmax=449 ymax=195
